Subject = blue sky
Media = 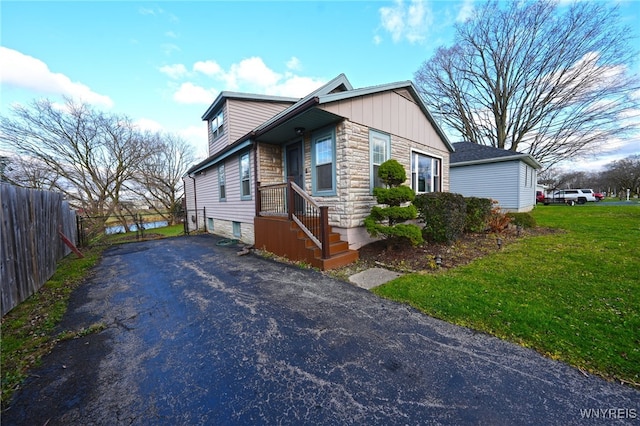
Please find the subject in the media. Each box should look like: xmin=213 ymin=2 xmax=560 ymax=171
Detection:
xmin=1 ymin=0 xmax=639 ymax=169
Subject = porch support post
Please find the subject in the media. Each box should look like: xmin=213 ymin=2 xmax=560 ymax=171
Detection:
xmin=320 ymin=206 xmax=330 ymax=259
xmin=287 ymin=177 xmax=295 ymax=221
xmin=255 ymin=181 xmax=261 ymax=217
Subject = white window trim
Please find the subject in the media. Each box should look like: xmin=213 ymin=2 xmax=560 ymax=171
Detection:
xmin=239 ymin=152 xmax=251 ymax=200
xmin=369 ymin=130 xmax=391 ymax=192
xmin=218 ymin=163 xmax=226 ymax=201
xmin=210 ymin=109 xmax=225 ymax=140
xmin=411 ymin=149 xmax=443 ymax=194
xmin=311 ymin=127 xmax=336 ymax=196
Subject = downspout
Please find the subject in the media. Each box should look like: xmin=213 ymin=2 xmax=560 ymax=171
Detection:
xmin=189 ymin=174 xmax=197 ymax=232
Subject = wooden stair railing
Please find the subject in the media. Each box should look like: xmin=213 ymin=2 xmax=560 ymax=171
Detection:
xmin=257 ymin=178 xmax=330 ymax=259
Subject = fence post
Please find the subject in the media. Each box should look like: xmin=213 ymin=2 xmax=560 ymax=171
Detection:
xmin=320 ymin=206 xmax=330 ymax=259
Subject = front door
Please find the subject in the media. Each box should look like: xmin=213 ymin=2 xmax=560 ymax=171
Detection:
xmin=286 ymin=142 xmax=304 ymax=189
xmin=286 ymin=142 xmax=304 ymax=214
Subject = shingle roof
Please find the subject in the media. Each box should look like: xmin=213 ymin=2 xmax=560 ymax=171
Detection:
xmin=450 ymin=142 xmax=542 ymax=169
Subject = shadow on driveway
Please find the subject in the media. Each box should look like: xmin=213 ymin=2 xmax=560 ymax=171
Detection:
xmin=3 ymin=235 xmax=639 ymax=425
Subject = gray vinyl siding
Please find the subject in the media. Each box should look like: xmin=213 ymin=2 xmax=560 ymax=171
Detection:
xmin=450 ymin=160 xmax=537 ymax=212
xmin=450 ymin=161 xmax=520 ymax=209
xmin=517 ymin=162 xmax=537 ymax=211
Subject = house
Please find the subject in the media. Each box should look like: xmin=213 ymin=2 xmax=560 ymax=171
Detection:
xmin=183 ymin=74 xmax=454 ymax=269
xmin=449 ymin=142 xmax=542 ymax=212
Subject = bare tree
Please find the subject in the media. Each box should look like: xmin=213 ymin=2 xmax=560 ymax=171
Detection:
xmin=126 ymin=132 xmax=195 ymax=225
xmin=604 ymin=155 xmax=640 ymax=197
xmin=0 ymin=98 xmax=152 ymax=237
xmin=1 ymin=155 xmax=61 ymax=190
xmin=415 ymin=0 xmax=640 ymax=169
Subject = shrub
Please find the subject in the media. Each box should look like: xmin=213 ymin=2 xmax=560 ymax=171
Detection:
xmin=464 ymin=197 xmax=493 ymax=233
xmin=414 ymin=192 xmax=466 ymax=243
xmin=377 ymin=159 xmax=407 ymax=187
xmin=364 ymin=160 xmax=423 ymax=246
xmin=487 ymin=200 xmax=512 ymax=232
xmin=506 ymin=212 xmax=537 ymax=229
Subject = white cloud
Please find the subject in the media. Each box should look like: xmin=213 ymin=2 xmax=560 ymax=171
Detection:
xmin=270 ymin=74 xmax=325 ymax=98
xmin=179 ymin=124 xmax=209 ymax=160
xmin=286 ymin=57 xmax=302 ymax=71
xmin=134 ymin=117 xmax=165 ymax=132
xmin=173 ymin=82 xmax=218 ymax=105
xmin=138 ymin=7 xmax=158 ymax=16
xmin=161 ymin=43 xmax=180 ymax=56
xmin=165 ymin=56 xmax=326 ymax=104
xmin=456 ymin=0 xmax=474 ymax=23
xmin=159 ymin=64 xmax=188 ymax=79
xmin=0 ymin=47 xmax=113 ymax=108
xmin=379 ymin=0 xmax=432 ymax=44
xmin=193 ymin=60 xmax=223 ymax=77
xmin=230 ymin=57 xmax=282 ymax=89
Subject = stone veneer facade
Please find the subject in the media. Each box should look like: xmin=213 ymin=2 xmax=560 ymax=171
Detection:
xmin=255 ymin=118 xmax=450 ymax=250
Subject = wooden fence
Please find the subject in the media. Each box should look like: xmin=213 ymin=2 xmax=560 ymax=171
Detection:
xmin=1 ymin=183 xmax=78 ymax=316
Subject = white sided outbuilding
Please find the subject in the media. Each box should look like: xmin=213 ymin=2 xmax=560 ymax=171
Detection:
xmin=449 ymin=142 xmax=542 ymax=212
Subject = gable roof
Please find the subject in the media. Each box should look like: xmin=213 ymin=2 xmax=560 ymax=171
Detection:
xmin=450 ymin=142 xmax=542 ymax=169
xmin=250 ymin=73 xmax=352 ymax=137
xmin=252 ymin=75 xmax=454 ymax=151
xmin=202 ymin=92 xmax=298 ymax=121
xmin=188 ymin=74 xmax=454 ymax=175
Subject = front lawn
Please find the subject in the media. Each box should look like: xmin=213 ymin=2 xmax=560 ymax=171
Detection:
xmin=373 ymin=204 xmax=640 ymax=386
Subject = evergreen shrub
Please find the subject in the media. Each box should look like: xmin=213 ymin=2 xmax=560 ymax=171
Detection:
xmin=413 ymin=192 xmax=466 ymax=243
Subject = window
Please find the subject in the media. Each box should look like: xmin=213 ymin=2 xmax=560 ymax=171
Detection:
xmin=218 ymin=164 xmax=226 ymax=201
xmin=411 ymin=151 xmax=441 ymax=194
xmin=239 ymin=152 xmax=251 ymax=200
xmin=207 ymin=218 xmax=214 ymax=231
xmin=370 ymin=130 xmax=390 ymax=190
xmin=312 ymin=129 xmax=336 ymax=195
xmin=233 ymin=221 xmax=241 ymax=238
xmin=210 ymin=110 xmax=224 ymax=139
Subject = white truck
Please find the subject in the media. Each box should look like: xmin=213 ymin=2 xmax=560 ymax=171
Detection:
xmin=543 ymin=189 xmax=597 ymax=205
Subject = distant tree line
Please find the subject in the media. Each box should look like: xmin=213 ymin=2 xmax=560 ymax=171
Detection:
xmin=539 ymin=155 xmax=640 ymax=198
xmin=0 ymin=98 xmax=196 ymax=238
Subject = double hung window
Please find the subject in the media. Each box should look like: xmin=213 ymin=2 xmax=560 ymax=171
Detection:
xmin=218 ymin=164 xmax=226 ymax=201
xmin=312 ymin=129 xmax=336 ymax=195
xmin=370 ymin=130 xmax=390 ymax=190
xmin=210 ymin=110 xmax=224 ymax=139
xmin=240 ymin=153 xmax=251 ymax=200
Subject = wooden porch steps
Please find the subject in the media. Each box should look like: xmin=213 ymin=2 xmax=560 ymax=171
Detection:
xmin=254 ymin=216 xmax=359 ymax=270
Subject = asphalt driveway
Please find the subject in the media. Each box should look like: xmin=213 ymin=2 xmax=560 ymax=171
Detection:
xmin=3 ymin=235 xmax=639 ymax=425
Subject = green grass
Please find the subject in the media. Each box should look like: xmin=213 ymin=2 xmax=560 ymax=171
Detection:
xmin=1 ymin=224 xmax=184 ymax=406
xmin=1 ymin=247 xmax=103 ymax=405
xmin=152 ymin=223 xmax=185 ymax=237
xmin=374 ymin=205 xmax=640 ymax=386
